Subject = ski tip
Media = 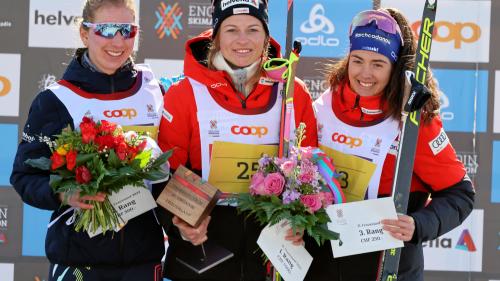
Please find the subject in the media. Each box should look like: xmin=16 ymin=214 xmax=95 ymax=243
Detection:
xmin=427 ymin=0 xmax=437 ymax=9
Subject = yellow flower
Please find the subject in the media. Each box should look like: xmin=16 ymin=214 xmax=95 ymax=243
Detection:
xmin=56 ymin=144 xmax=70 ymax=155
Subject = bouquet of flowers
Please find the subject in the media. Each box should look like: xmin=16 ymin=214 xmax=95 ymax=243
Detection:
xmin=237 ymin=124 xmax=345 ymax=245
xmin=25 ymin=116 xmax=171 ymax=234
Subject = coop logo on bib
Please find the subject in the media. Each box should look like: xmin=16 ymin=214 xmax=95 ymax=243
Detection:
xmin=231 ymin=125 xmax=268 ymax=138
xmin=103 ymin=108 xmax=137 ymax=120
xmin=332 ymin=132 xmax=362 ymax=148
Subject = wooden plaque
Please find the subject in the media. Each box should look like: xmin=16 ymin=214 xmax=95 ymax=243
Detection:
xmin=156 ymin=165 xmax=220 ymax=227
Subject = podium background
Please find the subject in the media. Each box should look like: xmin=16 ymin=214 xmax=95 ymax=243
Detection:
xmin=0 ymin=0 xmax=499 ymax=280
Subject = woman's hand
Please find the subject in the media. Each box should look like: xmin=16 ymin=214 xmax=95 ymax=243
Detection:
xmin=172 ymin=215 xmax=211 ymax=246
xmin=285 ymin=227 xmax=304 ymax=246
xmin=381 ymin=214 xmax=415 ymax=242
xmin=58 ymin=192 xmax=106 ymax=209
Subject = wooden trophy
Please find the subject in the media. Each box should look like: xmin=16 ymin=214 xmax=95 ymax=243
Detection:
xmin=156 ymin=165 xmax=234 ymax=273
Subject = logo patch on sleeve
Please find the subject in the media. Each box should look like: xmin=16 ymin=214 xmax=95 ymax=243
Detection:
xmin=162 ymin=109 xmax=173 ymax=123
xmin=428 ymin=128 xmax=450 ymax=155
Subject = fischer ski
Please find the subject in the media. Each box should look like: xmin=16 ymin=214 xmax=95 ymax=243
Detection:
xmin=376 ymin=1 xmax=437 ymax=280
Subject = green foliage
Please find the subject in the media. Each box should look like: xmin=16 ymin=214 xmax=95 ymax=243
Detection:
xmin=238 ymin=193 xmax=340 ymax=246
xmin=24 ymin=157 xmax=51 ymax=170
xmin=23 ymin=118 xmax=174 ymax=234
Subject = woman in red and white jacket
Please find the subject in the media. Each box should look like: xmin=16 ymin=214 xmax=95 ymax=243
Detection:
xmin=309 ymin=8 xmax=475 ymax=281
xmin=157 ymin=1 xmax=317 ymax=280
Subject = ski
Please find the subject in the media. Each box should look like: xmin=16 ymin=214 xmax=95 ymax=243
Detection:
xmin=376 ymin=1 xmax=437 ymax=280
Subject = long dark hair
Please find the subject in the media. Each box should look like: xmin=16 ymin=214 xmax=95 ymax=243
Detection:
xmin=325 ymin=7 xmax=440 ymax=123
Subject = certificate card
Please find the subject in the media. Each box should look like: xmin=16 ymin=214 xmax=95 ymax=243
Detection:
xmin=257 ymin=221 xmax=313 ymax=281
xmin=88 ymin=185 xmax=157 ymax=237
xmin=326 ymin=197 xmax=403 ymax=258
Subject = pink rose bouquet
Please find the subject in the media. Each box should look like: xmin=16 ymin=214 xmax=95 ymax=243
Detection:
xmin=238 ymin=124 xmax=345 ymax=245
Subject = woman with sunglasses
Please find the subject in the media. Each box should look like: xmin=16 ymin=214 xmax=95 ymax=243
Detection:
xmin=307 ymin=8 xmax=474 ymax=281
xmin=10 ymin=0 xmax=165 ymax=280
xmin=157 ymin=1 xmax=317 ymax=280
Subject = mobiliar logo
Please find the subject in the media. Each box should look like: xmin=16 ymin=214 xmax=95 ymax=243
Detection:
xmin=29 ymin=0 xmax=140 ymax=49
xmin=423 ymin=229 xmax=477 ymax=252
xmin=381 ymin=0 xmax=490 ymax=63
xmin=0 ymin=53 xmax=20 ymax=117
xmin=423 ymin=209 xmax=483 ymax=272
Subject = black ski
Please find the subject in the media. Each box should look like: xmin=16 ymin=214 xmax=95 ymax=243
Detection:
xmin=377 ymin=1 xmax=437 ymax=280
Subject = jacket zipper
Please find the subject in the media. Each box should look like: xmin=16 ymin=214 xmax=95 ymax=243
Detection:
xmin=110 ymin=76 xmax=115 ymax=93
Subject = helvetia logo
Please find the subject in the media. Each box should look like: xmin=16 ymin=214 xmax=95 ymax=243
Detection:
xmin=33 ymin=10 xmax=81 ymax=26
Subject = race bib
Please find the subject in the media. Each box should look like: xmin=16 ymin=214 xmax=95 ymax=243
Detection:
xmin=208 ymin=141 xmax=278 ymax=193
xmin=320 ymin=145 xmax=376 ymax=202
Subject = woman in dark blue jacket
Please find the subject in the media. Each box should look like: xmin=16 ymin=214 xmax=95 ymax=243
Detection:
xmin=10 ymin=0 xmax=166 ymax=280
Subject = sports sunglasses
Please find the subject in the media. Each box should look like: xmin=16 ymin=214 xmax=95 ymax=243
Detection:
xmin=350 ymin=10 xmax=404 ymax=46
xmin=82 ymin=22 xmax=139 ymax=39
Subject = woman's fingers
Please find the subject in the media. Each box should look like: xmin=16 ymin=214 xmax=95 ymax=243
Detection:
xmin=285 ymin=227 xmax=304 ymax=246
xmin=173 ymin=216 xmax=210 ymax=245
xmin=381 ymin=215 xmax=415 ymax=242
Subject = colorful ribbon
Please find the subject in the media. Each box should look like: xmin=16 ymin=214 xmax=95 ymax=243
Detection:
xmin=312 ymin=148 xmax=345 ymax=204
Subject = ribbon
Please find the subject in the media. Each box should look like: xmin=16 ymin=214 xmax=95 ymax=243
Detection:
xmin=312 ymin=148 xmax=345 ymax=204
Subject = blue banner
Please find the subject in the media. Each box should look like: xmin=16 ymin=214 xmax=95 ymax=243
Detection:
xmin=433 ymin=69 xmax=488 ymax=133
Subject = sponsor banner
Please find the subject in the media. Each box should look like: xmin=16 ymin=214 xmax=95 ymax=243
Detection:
xmin=303 ymin=76 xmax=329 ymax=100
xmin=433 ymin=69 xmax=488 ymax=133
xmin=143 ymin=58 xmax=184 ymax=79
xmin=268 ymin=0 xmax=288 ymax=51
xmin=0 ymin=53 xmax=21 ymax=117
xmin=456 ymin=151 xmax=479 ymax=180
xmin=153 ymin=1 xmax=184 ymax=41
xmin=0 ymin=263 xmax=14 ymax=281
xmin=0 ymin=124 xmax=18 ymax=186
xmin=186 ymin=1 xmax=213 ymax=30
xmin=22 ymin=204 xmax=51 ymax=257
xmin=381 ymin=0 xmax=491 ymax=63
xmin=294 ymin=57 xmax=330 ymax=101
xmin=423 ymin=209 xmax=483 ymax=272
xmin=0 ymin=188 xmax=23 ymax=258
xmin=139 ymin=0 xmax=187 ymax=58
xmin=492 ymin=141 xmax=500 ymax=203
xmin=0 ymin=1 xmax=28 ymax=51
xmin=29 ymin=0 xmax=140 ymax=49
xmin=494 ymin=71 xmax=500 ymax=133
xmin=293 ymin=0 xmax=372 ymax=58
xmin=14 ymin=262 xmax=50 ymax=281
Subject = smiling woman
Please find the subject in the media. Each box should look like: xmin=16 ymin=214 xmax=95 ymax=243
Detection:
xmin=307 ymin=8 xmax=475 ymax=281
xmin=156 ymin=0 xmax=319 ymax=280
xmin=10 ymin=0 xmax=167 ymax=280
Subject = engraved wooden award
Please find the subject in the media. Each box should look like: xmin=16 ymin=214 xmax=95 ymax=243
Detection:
xmin=156 ymin=165 xmax=233 ymax=274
